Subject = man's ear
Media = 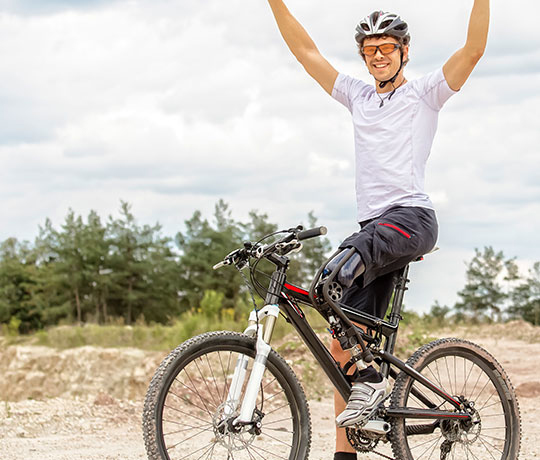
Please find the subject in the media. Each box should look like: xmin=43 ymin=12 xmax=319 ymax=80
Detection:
xmin=402 ymin=45 xmax=410 ymax=65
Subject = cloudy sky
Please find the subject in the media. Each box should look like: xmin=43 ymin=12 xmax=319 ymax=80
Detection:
xmin=0 ymin=0 xmax=539 ymax=313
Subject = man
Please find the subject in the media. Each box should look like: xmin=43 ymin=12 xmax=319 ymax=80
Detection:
xmin=266 ymin=1 xmax=489 ymax=459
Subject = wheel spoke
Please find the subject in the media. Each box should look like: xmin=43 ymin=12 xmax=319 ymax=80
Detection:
xmin=464 ymin=443 xmax=481 ymax=460
xmin=477 ymin=435 xmax=503 ymax=460
xmin=263 ymin=401 xmax=291 ymax=417
xmin=182 ymin=368 xmax=216 ymax=415
xmin=164 ymin=403 xmax=212 ymax=425
xmin=415 ymin=434 xmax=443 ymax=459
xmin=409 ymin=435 xmax=442 ymax=451
xmin=169 ymin=382 xmax=216 ymax=414
xmin=194 ymin=356 xmax=220 ymax=408
xmin=263 ymin=416 xmax=294 ymax=427
xmin=163 ymin=425 xmax=214 ymax=436
xmin=206 ymin=352 xmax=224 ymax=403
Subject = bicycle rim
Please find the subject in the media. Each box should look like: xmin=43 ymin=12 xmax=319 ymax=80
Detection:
xmin=390 ymin=338 xmax=520 ymax=460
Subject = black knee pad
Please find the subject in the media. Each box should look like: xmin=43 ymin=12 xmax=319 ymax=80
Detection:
xmin=324 ymin=248 xmax=365 ymax=289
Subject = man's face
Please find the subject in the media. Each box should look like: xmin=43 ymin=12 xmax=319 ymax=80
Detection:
xmin=362 ymin=36 xmax=408 ymax=83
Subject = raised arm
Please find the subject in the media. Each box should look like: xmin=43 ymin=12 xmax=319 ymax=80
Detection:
xmin=443 ymin=0 xmax=490 ymax=91
xmin=267 ymin=0 xmax=338 ymax=95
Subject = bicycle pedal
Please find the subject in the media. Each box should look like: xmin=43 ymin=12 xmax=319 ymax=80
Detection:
xmin=361 ymin=419 xmax=391 ymax=435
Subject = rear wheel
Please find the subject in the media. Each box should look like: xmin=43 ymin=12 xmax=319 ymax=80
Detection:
xmin=390 ymin=338 xmax=521 ymax=460
xmin=142 ymin=331 xmax=311 ymax=460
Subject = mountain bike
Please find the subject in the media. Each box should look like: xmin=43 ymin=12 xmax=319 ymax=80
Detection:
xmin=142 ymin=225 xmax=521 ymax=460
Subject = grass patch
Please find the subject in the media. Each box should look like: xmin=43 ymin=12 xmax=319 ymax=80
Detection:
xmin=0 ymin=308 xmax=301 ymax=351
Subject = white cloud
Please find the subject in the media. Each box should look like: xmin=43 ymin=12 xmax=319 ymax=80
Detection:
xmin=0 ymin=0 xmax=539 ymax=313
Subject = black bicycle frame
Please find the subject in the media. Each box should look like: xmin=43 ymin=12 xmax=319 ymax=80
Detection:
xmin=276 ymin=264 xmax=471 ymax=423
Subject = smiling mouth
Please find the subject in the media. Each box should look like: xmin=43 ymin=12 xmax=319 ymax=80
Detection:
xmin=373 ymin=63 xmax=389 ymax=69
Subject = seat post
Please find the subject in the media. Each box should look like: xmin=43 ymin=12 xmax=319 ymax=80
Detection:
xmin=388 ymin=264 xmax=410 ymax=327
xmin=379 ymin=265 xmax=411 ymax=377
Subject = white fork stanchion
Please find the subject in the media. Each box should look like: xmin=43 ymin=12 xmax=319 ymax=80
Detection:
xmin=225 ymin=304 xmax=280 ymax=425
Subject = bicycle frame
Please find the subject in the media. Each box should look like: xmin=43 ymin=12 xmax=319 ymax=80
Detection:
xmin=274 ymin=263 xmax=470 ymax=424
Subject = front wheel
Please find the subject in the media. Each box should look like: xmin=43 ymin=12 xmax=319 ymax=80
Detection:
xmin=390 ymin=338 xmax=521 ymax=460
xmin=142 ymin=331 xmax=311 ymax=460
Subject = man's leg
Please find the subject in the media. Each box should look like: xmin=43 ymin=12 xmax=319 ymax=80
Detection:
xmin=323 ymin=249 xmax=393 ymax=454
xmin=331 ymin=338 xmax=358 ymax=456
xmin=330 ymin=274 xmax=398 ymax=457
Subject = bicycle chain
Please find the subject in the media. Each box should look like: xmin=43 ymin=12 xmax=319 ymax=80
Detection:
xmin=369 ymin=449 xmax=395 ymax=460
xmin=346 ymin=428 xmax=396 ymax=460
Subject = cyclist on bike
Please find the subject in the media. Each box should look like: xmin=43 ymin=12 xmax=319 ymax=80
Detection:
xmin=266 ymin=1 xmax=489 ymax=458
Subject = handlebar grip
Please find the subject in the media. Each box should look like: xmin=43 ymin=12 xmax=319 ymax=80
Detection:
xmin=297 ymin=226 xmax=327 ymax=241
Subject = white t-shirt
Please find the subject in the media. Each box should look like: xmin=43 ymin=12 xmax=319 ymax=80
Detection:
xmin=331 ymin=68 xmax=457 ymax=222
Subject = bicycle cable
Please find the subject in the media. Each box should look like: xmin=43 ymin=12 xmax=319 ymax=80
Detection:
xmin=236 ymin=263 xmax=261 ymax=336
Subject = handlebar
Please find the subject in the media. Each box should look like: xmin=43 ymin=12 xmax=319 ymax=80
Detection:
xmin=213 ymin=225 xmax=327 ymax=270
xmin=297 ymin=226 xmax=327 ymax=241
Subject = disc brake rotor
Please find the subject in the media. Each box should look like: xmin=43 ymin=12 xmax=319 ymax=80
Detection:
xmin=212 ymin=403 xmax=256 ymax=452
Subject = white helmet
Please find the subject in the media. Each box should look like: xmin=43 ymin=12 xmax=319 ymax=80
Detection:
xmin=355 ymin=11 xmax=410 ymax=45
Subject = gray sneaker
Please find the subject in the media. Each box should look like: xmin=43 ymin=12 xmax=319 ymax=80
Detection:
xmin=336 ymin=378 xmax=391 ymax=428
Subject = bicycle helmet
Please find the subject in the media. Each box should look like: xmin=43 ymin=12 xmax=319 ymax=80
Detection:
xmin=355 ymin=11 xmax=410 ymax=46
xmin=355 ymin=11 xmax=410 ymax=91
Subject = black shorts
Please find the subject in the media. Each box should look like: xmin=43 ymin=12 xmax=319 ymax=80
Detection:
xmin=339 ymin=206 xmax=438 ymax=319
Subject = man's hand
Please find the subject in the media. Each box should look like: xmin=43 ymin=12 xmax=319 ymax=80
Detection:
xmin=443 ymin=0 xmax=490 ymax=91
xmin=267 ymin=0 xmax=338 ymax=95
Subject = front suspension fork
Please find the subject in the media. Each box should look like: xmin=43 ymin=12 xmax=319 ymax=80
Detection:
xmin=223 ymin=304 xmax=280 ymax=424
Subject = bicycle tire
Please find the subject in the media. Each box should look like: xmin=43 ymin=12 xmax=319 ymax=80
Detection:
xmin=142 ymin=330 xmax=312 ymax=460
xmin=389 ymin=338 xmax=521 ymax=460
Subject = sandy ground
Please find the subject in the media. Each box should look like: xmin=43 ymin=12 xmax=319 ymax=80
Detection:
xmin=1 ymin=328 xmax=539 ymax=459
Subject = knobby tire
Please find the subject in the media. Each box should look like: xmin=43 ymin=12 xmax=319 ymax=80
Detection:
xmin=389 ymin=338 xmax=521 ymax=460
xmin=142 ymin=331 xmax=312 ymax=460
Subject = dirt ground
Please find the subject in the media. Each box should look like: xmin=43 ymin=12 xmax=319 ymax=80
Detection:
xmin=1 ymin=323 xmax=539 ymax=460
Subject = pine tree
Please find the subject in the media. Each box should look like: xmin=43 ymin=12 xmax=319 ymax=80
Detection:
xmin=108 ymin=201 xmax=180 ymax=324
xmin=176 ymin=201 xmax=245 ymax=313
xmin=0 ymin=238 xmax=41 ymax=333
xmin=509 ymin=262 xmax=540 ymax=325
xmin=454 ymin=247 xmax=509 ymax=322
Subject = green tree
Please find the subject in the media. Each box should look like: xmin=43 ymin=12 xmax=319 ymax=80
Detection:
xmin=241 ymin=210 xmax=278 ymax=242
xmin=425 ymin=300 xmax=451 ymax=326
xmin=0 ymin=200 xmax=331 ymax=330
xmin=0 ymin=238 xmax=41 ymax=333
xmin=108 ymin=202 xmax=180 ymax=324
xmin=40 ymin=211 xmax=88 ymax=324
xmin=176 ymin=200 xmax=244 ymax=313
xmin=34 ymin=211 xmax=109 ymax=325
xmin=454 ymin=247 xmax=512 ymax=322
xmin=81 ymin=210 xmax=110 ymax=323
xmin=293 ymin=210 xmax=332 ymax=282
xmin=508 ymin=262 xmax=540 ymax=325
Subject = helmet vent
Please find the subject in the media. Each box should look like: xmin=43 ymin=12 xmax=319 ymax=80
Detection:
xmin=355 ymin=11 xmax=409 ymax=45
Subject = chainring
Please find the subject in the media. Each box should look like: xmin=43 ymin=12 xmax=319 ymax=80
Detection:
xmin=346 ymin=426 xmax=380 ymax=453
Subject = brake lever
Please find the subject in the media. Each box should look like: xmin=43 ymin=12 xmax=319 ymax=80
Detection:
xmin=213 ymin=248 xmax=241 ymax=270
xmin=275 ymin=240 xmax=303 ymax=256
xmin=212 ymin=261 xmax=227 ymax=270
xmin=252 ymin=245 xmax=264 ymax=259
